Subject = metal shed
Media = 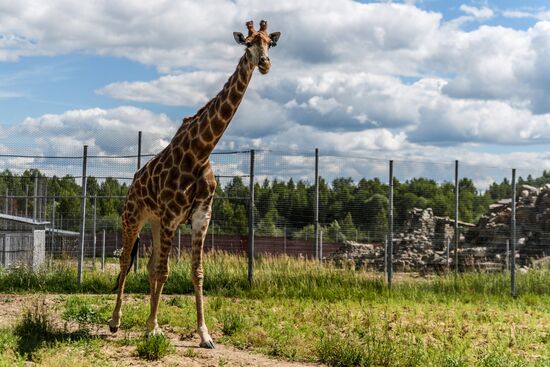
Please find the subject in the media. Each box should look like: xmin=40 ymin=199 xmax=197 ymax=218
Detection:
xmin=0 ymin=213 xmax=49 ymax=269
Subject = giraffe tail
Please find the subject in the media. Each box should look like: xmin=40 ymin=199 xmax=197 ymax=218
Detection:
xmin=112 ymin=237 xmax=140 ymax=292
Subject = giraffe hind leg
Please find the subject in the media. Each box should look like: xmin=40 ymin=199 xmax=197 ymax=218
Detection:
xmin=108 ymin=221 xmax=142 ymax=333
xmin=112 ymin=237 xmax=140 ymax=292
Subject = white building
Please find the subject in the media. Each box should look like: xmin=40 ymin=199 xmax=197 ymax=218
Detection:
xmin=0 ymin=213 xmax=48 ymax=269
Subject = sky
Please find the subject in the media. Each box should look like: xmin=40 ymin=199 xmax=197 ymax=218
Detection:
xmin=0 ymin=0 xmax=550 ymax=186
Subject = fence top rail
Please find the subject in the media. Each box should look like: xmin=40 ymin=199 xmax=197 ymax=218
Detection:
xmin=0 ymin=149 xmax=524 ymax=171
xmin=0 ymin=150 xmax=255 ymax=160
xmin=0 ymin=154 xmax=83 ymax=159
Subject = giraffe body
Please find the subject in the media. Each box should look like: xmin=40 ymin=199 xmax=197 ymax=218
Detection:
xmin=108 ymin=21 xmax=281 ymax=349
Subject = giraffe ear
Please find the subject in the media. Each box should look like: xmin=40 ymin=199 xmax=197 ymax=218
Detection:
xmin=233 ymin=32 xmax=246 ymax=45
xmin=269 ymin=32 xmax=281 ymax=47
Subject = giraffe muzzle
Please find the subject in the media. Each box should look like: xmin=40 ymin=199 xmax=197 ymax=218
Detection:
xmin=258 ymin=57 xmax=271 ymax=74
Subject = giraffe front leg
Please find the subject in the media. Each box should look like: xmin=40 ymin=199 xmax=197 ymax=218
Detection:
xmin=191 ymin=201 xmax=215 ymax=349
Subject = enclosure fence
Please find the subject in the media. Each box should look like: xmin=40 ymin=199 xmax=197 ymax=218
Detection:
xmin=0 ymin=131 xmax=548 ymax=294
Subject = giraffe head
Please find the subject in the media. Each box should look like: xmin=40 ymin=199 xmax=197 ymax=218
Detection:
xmin=233 ymin=20 xmax=281 ymax=75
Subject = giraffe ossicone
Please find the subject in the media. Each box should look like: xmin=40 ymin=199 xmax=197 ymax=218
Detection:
xmin=107 ymin=20 xmax=281 ymax=349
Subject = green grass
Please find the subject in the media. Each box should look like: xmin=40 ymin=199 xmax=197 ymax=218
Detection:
xmin=1 ymin=253 xmax=549 ymax=304
xmin=0 ymin=253 xmax=549 ymax=366
xmin=62 ymin=295 xmax=111 ymax=325
xmin=12 ymin=301 xmax=95 ymax=360
xmin=1 ymin=292 xmax=548 ymax=366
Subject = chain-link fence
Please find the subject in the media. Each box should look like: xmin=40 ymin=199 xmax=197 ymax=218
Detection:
xmin=0 ymin=132 xmax=549 ymax=291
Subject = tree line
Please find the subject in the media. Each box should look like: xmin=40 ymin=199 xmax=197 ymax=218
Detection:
xmin=0 ymin=169 xmax=549 ymax=243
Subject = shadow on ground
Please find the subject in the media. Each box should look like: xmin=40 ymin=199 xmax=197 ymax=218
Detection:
xmin=13 ymin=301 xmax=96 ymax=359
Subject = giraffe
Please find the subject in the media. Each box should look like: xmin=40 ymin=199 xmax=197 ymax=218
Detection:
xmin=107 ymin=20 xmax=281 ymax=349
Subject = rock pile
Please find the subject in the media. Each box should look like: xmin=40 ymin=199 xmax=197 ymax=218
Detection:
xmin=467 ymin=183 xmax=550 ymax=265
xmin=394 ymin=208 xmax=458 ymax=251
xmin=329 ymin=208 xmax=456 ymax=272
xmin=330 ymin=185 xmax=550 ymax=272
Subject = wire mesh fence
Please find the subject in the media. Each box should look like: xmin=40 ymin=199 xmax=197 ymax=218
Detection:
xmin=0 ymin=132 xmax=549 ymax=291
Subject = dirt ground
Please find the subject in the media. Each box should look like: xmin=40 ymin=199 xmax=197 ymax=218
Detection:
xmin=0 ymin=294 xmax=322 ymax=367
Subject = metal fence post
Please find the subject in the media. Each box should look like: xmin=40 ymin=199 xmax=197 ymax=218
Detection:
xmin=506 ymin=239 xmax=510 ymax=271
xmin=77 ymin=145 xmax=88 ymax=285
xmin=388 ymin=160 xmax=394 ymax=289
xmin=314 ymin=148 xmax=319 ymax=260
xmin=319 ymin=230 xmax=323 ymax=263
xmin=454 ymin=160 xmax=459 ymax=273
xmin=38 ymin=180 xmax=42 ymax=222
xmin=4 ymin=188 xmax=7 ymax=214
xmin=511 ymin=168 xmax=517 ymax=297
xmin=384 ymin=235 xmax=388 ymax=278
xmin=25 ymin=184 xmax=29 ymax=218
xmin=446 ymin=238 xmax=450 ymax=272
xmin=51 ymin=197 xmax=56 ymax=265
xmin=248 ymin=149 xmax=255 ymax=287
xmin=33 ymin=175 xmax=38 ymax=222
xmin=101 ymin=229 xmax=106 ymax=272
xmin=134 ymin=130 xmax=142 ymax=272
xmin=43 ymin=178 xmax=48 ymax=220
xmin=93 ymin=195 xmax=97 ymax=270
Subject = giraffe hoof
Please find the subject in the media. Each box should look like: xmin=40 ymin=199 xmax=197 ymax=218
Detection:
xmin=109 ymin=325 xmax=118 ymax=333
xmin=146 ymin=326 xmax=164 ymax=337
xmin=199 ymin=340 xmax=216 ymax=349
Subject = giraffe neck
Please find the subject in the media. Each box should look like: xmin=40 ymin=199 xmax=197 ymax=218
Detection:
xmin=176 ymin=49 xmax=256 ymax=163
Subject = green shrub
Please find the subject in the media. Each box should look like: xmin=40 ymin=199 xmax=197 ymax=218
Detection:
xmin=136 ymin=335 xmax=174 ymax=361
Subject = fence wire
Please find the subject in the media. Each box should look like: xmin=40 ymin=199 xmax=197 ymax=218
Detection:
xmin=0 ymin=138 xmax=549 ymax=284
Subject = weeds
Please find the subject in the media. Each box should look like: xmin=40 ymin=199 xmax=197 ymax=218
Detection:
xmin=166 ymin=295 xmax=191 ymax=309
xmin=220 ymin=311 xmax=246 ymax=336
xmin=0 ymin=328 xmax=23 ymax=367
xmin=318 ymin=333 xmax=369 ymax=367
xmin=13 ymin=300 xmax=92 ymax=359
xmin=182 ymin=347 xmax=199 ymax=358
xmin=62 ymin=296 xmax=109 ymax=325
xmin=136 ymin=334 xmax=174 ymax=361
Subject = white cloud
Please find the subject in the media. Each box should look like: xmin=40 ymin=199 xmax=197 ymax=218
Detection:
xmin=52 ymin=0 xmax=546 ymax=148
xmin=459 ymin=5 xmax=494 ymax=20
xmin=0 ymin=0 xmax=240 ymax=70
xmin=14 ymin=106 xmax=175 ymax=155
xmin=1 ymin=0 xmax=550 ymax=183
xmin=0 ymin=91 xmax=23 ymax=98
xmin=413 ymin=97 xmax=550 ymax=144
xmin=0 ymin=1 xmax=442 ymax=74
xmin=502 ymin=9 xmax=550 ymax=21
xmin=98 ymin=72 xmax=227 ymax=107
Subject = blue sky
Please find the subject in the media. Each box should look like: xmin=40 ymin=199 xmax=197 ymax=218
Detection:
xmin=0 ymin=0 xmax=549 ymax=185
